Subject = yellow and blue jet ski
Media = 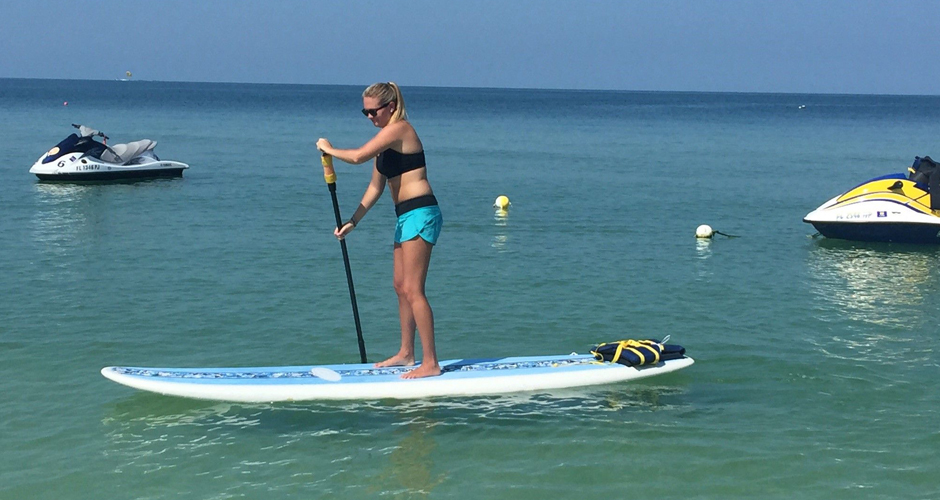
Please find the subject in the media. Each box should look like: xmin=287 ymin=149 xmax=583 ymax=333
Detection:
xmin=804 ymin=156 xmax=940 ymax=244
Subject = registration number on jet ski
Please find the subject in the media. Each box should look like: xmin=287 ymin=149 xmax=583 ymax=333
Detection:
xmin=834 ymin=213 xmax=874 ymax=221
xmin=78 ymin=164 xmax=101 ymax=171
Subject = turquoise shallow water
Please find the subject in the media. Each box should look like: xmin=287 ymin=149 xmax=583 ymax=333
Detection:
xmin=1 ymin=79 xmax=939 ymax=499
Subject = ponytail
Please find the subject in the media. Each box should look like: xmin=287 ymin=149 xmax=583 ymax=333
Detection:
xmin=362 ymin=82 xmax=408 ymax=123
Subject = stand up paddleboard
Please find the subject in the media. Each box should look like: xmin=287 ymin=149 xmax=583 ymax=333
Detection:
xmin=101 ymin=354 xmax=693 ymax=402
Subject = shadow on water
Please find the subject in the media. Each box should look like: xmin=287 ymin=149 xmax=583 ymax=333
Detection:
xmin=34 ymin=177 xmax=185 ymax=187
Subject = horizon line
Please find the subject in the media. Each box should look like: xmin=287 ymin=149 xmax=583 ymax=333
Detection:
xmin=2 ymin=76 xmax=938 ymax=99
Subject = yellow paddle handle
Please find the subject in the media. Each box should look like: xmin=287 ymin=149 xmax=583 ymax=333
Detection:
xmin=321 ymin=154 xmax=336 ymax=184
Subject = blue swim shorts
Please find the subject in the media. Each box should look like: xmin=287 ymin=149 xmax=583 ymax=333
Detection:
xmin=395 ymin=205 xmax=443 ymax=245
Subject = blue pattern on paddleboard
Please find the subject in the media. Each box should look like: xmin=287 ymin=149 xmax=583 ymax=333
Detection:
xmin=111 ymin=356 xmax=600 ymax=380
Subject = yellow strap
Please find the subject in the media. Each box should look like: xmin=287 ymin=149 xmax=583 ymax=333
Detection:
xmin=640 ymin=340 xmax=661 ymax=364
xmin=626 ymin=346 xmax=645 ymax=364
xmin=612 ymin=342 xmax=626 ymax=363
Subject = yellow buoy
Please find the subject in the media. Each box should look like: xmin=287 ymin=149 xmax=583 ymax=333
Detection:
xmin=493 ymin=195 xmax=511 ymax=210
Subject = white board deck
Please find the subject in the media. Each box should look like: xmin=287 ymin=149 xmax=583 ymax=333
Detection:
xmin=101 ymin=354 xmax=694 ymax=402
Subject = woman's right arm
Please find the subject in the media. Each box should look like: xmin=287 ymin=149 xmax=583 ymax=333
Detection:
xmin=318 ymin=122 xmax=408 ymax=165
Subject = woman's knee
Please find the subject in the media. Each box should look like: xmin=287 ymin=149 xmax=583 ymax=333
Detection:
xmin=398 ymin=281 xmax=426 ymax=303
xmin=393 ymin=278 xmax=407 ymax=297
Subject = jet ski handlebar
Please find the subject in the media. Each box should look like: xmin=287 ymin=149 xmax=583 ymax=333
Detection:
xmin=71 ymin=123 xmax=109 ymax=141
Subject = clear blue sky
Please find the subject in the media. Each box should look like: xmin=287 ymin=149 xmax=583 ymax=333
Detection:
xmin=3 ymin=0 xmax=937 ymax=94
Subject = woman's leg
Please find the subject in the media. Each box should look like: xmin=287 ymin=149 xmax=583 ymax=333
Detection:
xmin=399 ymin=237 xmax=439 ymax=378
xmin=374 ymin=243 xmax=417 ymax=367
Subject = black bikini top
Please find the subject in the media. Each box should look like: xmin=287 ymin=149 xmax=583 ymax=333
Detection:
xmin=376 ymin=149 xmax=425 ymax=179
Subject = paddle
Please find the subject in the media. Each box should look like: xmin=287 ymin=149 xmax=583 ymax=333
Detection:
xmin=321 ymin=153 xmax=368 ymax=363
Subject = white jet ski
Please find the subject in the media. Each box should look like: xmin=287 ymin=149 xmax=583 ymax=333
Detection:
xmin=29 ymin=124 xmax=189 ymax=181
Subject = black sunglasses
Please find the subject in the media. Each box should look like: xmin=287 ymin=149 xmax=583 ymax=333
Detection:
xmin=361 ymin=101 xmax=392 ymax=117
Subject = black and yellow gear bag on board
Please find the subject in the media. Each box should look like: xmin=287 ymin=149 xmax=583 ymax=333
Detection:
xmin=591 ymin=339 xmax=686 ymax=367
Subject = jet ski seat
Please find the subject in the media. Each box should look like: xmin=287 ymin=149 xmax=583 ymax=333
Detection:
xmin=100 ymin=140 xmax=156 ymax=164
xmin=908 ymin=156 xmax=940 ymax=210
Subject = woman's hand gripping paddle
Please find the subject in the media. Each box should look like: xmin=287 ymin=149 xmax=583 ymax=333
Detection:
xmin=321 ymin=154 xmax=368 ymax=363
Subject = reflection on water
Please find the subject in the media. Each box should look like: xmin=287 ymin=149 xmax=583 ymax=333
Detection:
xmin=806 ymin=240 xmax=940 ymax=363
xmin=807 ymin=241 xmax=939 ymax=326
xmin=492 ymin=209 xmax=510 ymax=251
xmin=368 ymin=421 xmax=445 ymax=498
xmin=695 ymin=238 xmax=711 ymax=256
xmin=694 ymin=239 xmax=712 ymax=279
xmin=32 ymin=183 xmax=93 ymax=256
xmin=30 ymin=180 xmax=178 ymax=278
xmin=101 ymin=383 xmax=690 ymax=495
xmin=30 ymin=183 xmax=101 ymax=284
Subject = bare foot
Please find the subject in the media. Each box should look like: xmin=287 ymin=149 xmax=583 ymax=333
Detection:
xmin=401 ymin=364 xmax=442 ymax=379
xmin=374 ymin=353 xmax=415 ymax=368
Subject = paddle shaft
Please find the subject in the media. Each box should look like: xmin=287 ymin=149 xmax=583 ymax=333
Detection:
xmin=321 ymin=154 xmax=367 ymax=363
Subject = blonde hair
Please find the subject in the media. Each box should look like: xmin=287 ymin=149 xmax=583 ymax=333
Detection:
xmin=363 ymin=82 xmax=407 ymax=123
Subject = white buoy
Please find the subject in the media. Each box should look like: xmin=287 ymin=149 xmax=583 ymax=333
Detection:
xmin=493 ymin=195 xmax=511 ymax=210
xmin=695 ymin=224 xmax=715 ymax=238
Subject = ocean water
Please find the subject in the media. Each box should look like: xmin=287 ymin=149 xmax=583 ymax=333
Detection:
xmin=1 ymin=79 xmax=939 ymax=499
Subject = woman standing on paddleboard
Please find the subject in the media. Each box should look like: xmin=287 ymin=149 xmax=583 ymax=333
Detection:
xmin=317 ymin=82 xmax=443 ymax=380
